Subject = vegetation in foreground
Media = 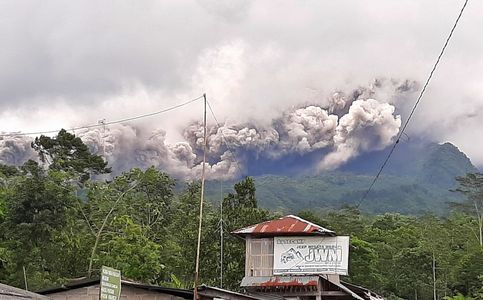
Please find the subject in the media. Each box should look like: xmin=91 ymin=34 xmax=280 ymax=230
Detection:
xmin=0 ymin=130 xmax=481 ymax=299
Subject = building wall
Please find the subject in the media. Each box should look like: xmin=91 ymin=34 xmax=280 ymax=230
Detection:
xmin=245 ymin=237 xmax=274 ymax=277
xmin=46 ymin=284 xmax=186 ymax=300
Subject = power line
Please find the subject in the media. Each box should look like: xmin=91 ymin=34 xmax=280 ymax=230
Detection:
xmin=206 ymin=100 xmax=246 ymax=178
xmin=356 ymin=0 xmax=469 ymax=208
xmin=193 ymin=94 xmax=207 ymax=300
xmin=0 ymin=95 xmax=204 ymax=138
xmin=206 ymin=100 xmax=277 ymax=191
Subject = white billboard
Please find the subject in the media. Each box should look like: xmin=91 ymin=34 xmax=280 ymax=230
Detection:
xmin=273 ymin=236 xmax=349 ymax=275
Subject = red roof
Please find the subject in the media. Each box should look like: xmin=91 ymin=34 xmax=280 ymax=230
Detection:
xmin=241 ymin=276 xmax=319 ymax=287
xmin=232 ymin=215 xmax=335 ymax=237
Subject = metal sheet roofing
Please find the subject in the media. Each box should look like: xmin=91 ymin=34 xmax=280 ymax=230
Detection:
xmin=38 ymin=277 xmax=193 ymax=299
xmin=232 ymin=215 xmax=335 ymax=237
xmin=241 ymin=276 xmax=372 ymax=300
xmin=340 ymin=281 xmax=385 ymax=300
xmin=198 ymin=285 xmax=263 ymax=300
xmin=241 ymin=276 xmax=319 ymax=287
xmin=0 ymin=283 xmax=49 ymax=299
xmin=329 ymin=281 xmax=365 ymax=300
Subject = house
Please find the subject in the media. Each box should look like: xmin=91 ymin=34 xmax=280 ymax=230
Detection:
xmin=38 ymin=277 xmax=263 ymax=300
xmin=36 ymin=214 xmax=383 ymax=300
xmin=232 ymin=215 xmax=383 ymax=300
xmin=0 ymin=282 xmax=49 ymax=300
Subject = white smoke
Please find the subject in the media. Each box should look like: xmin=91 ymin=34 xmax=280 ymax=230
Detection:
xmin=0 ymin=81 xmax=407 ymax=179
xmin=0 ymin=135 xmax=35 ymax=166
xmin=280 ymin=106 xmax=338 ymax=154
xmin=318 ymin=99 xmax=401 ymax=170
xmin=73 ymin=125 xmax=242 ymax=180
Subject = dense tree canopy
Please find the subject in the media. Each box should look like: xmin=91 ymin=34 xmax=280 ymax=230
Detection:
xmin=31 ymin=129 xmax=111 ymax=183
xmin=452 ymin=173 xmax=483 ymax=247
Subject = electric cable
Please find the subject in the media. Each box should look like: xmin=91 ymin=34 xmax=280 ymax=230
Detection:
xmin=356 ymin=0 xmax=470 ymax=208
xmin=206 ymin=100 xmax=284 ymax=190
xmin=0 ymin=95 xmax=204 ymax=138
xmin=206 ymin=100 xmax=246 ymax=179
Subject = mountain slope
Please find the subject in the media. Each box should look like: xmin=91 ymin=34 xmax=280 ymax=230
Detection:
xmin=205 ymin=142 xmax=477 ymax=215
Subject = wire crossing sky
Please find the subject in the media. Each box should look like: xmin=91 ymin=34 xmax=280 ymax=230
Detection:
xmin=0 ymin=95 xmax=204 ymax=137
xmin=357 ymin=0 xmax=470 ymax=207
xmin=1 ymin=1 xmax=482 ymax=179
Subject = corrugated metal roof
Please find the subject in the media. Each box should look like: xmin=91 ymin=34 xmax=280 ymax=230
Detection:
xmin=241 ymin=276 xmax=382 ymax=300
xmin=232 ymin=215 xmax=335 ymax=237
xmin=38 ymin=277 xmax=193 ymax=299
xmin=241 ymin=276 xmax=319 ymax=287
xmin=330 ymin=281 xmax=365 ymax=300
xmin=246 ymin=291 xmax=284 ymax=300
xmin=198 ymin=285 xmax=263 ymax=300
xmin=341 ymin=281 xmax=385 ymax=300
xmin=0 ymin=283 xmax=49 ymax=299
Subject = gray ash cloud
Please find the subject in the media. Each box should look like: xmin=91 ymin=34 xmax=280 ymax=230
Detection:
xmin=0 ymin=80 xmax=411 ymax=179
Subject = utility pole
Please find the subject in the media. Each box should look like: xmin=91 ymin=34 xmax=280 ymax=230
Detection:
xmin=432 ymin=252 xmax=437 ymax=300
xmin=220 ymin=181 xmax=224 ymax=288
xmin=194 ymin=94 xmax=207 ymax=300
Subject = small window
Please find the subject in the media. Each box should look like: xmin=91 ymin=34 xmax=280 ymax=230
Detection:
xmin=248 ymin=238 xmax=274 ymax=276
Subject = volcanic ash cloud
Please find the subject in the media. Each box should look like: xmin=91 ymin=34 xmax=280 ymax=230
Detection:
xmin=0 ymin=97 xmax=401 ymax=180
xmin=318 ymin=99 xmax=401 ymax=171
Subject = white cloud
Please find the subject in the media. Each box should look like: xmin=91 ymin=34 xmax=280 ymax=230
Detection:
xmin=1 ymin=0 xmax=482 ymax=168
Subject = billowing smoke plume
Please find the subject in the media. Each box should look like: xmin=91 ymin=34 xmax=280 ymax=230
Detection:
xmin=0 ymin=80 xmax=413 ymax=180
xmin=0 ymin=135 xmax=36 ymax=166
xmin=318 ymin=99 xmax=401 ymax=170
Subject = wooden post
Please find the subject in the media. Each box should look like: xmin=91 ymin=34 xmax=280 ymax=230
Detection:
xmin=432 ymin=252 xmax=437 ymax=300
xmin=23 ymin=266 xmax=28 ymax=291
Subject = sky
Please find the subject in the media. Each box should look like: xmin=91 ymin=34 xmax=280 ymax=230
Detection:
xmin=0 ymin=0 xmax=482 ymax=177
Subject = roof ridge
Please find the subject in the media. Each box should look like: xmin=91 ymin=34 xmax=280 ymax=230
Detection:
xmin=285 ymin=215 xmax=334 ymax=233
xmin=232 ymin=215 xmax=335 ymax=236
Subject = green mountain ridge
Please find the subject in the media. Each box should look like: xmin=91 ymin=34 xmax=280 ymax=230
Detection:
xmin=205 ymin=142 xmax=478 ymax=215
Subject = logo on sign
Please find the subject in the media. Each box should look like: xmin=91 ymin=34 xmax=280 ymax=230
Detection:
xmin=280 ymin=248 xmax=303 ymax=263
xmin=304 ymin=245 xmax=342 ymax=263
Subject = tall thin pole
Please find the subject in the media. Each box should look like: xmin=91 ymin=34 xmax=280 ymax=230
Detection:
xmin=220 ymin=181 xmax=224 ymax=288
xmin=194 ymin=94 xmax=207 ymax=300
xmin=22 ymin=266 xmax=28 ymax=291
xmin=432 ymin=252 xmax=437 ymax=300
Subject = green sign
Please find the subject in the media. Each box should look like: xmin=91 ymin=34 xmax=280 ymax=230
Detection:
xmin=100 ymin=266 xmax=121 ymax=300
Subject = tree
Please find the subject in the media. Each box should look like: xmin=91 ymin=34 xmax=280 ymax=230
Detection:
xmin=0 ymin=164 xmax=18 ymax=220
xmin=4 ymin=160 xmax=77 ymax=246
xmin=221 ymin=177 xmax=271 ymax=290
xmin=85 ymin=177 xmax=139 ymax=278
xmin=454 ymin=249 xmax=483 ymax=297
xmin=326 ymin=206 xmax=368 ymax=236
xmin=452 ymin=173 xmax=483 ymax=246
xmin=0 ymin=160 xmax=79 ymax=289
xmin=347 ymin=236 xmax=381 ymax=289
xmin=84 ymin=167 xmax=176 ymax=280
xmin=96 ymin=215 xmax=163 ymax=283
xmin=391 ymin=247 xmax=433 ymax=299
xmin=169 ymin=182 xmax=219 ymax=287
xmin=115 ymin=167 xmax=175 ymax=241
xmin=31 ymin=129 xmax=111 ymax=183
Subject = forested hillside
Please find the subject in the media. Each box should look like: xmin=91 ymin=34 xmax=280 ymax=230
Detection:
xmin=206 ymin=142 xmax=478 ymax=215
xmin=0 ymin=131 xmax=482 ymax=300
